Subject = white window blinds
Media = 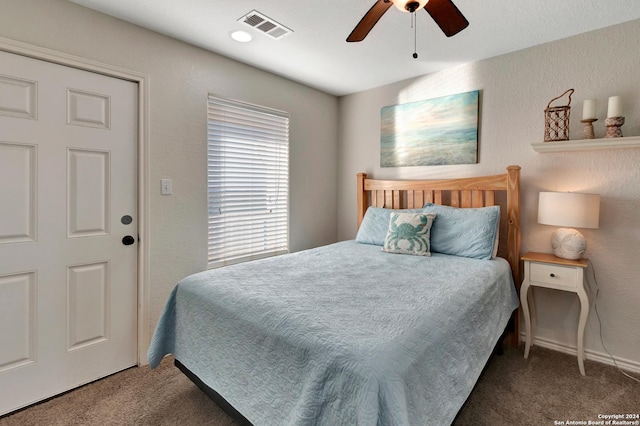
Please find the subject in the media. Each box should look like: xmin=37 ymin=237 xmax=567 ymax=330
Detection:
xmin=207 ymin=95 xmax=289 ymax=269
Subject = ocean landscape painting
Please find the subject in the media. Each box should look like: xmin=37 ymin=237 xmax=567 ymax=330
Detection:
xmin=380 ymin=90 xmax=479 ymax=167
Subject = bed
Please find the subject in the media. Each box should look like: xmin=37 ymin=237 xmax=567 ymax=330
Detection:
xmin=148 ymin=165 xmax=522 ymax=425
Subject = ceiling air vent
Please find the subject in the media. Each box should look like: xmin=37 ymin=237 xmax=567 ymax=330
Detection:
xmin=238 ymin=10 xmax=293 ymax=40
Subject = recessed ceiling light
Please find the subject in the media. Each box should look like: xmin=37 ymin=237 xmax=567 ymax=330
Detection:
xmin=231 ymin=30 xmax=252 ymax=43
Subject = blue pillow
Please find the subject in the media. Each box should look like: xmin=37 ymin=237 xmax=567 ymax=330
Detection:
xmin=355 ymin=207 xmax=425 ymax=246
xmin=422 ymin=203 xmax=500 ymax=260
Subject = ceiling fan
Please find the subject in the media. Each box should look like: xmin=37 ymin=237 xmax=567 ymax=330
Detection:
xmin=346 ymin=0 xmax=469 ymax=42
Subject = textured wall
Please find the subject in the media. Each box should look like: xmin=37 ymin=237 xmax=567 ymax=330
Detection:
xmin=0 ymin=0 xmax=339 ymax=353
xmin=338 ymin=19 xmax=640 ymax=370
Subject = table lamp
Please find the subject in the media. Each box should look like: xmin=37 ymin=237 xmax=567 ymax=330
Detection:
xmin=537 ymin=192 xmax=600 ymax=260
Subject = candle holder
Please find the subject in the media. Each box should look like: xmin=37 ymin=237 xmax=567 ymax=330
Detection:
xmin=604 ymin=116 xmax=624 ymax=138
xmin=580 ymin=118 xmax=597 ymax=139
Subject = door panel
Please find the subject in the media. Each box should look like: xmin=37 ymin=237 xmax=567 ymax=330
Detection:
xmin=0 ymin=271 xmax=36 ymax=373
xmin=67 ymin=148 xmax=111 ymax=237
xmin=67 ymin=89 xmax=110 ymax=129
xmin=0 ymin=142 xmax=37 ymax=243
xmin=0 ymin=74 xmax=37 ymax=119
xmin=0 ymin=50 xmax=138 ymax=415
xmin=67 ymin=261 xmax=110 ymax=350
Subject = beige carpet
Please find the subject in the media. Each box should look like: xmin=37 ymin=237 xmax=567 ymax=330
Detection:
xmin=1 ymin=345 xmax=638 ymax=426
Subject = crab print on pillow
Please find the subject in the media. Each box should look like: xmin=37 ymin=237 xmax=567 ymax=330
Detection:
xmin=382 ymin=212 xmax=436 ymax=256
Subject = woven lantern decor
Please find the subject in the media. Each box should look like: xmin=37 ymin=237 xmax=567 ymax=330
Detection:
xmin=544 ymin=89 xmax=574 ymax=141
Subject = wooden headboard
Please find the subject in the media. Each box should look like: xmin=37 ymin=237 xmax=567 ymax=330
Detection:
xmin=356 ymin=165 xmax=521 ymax=346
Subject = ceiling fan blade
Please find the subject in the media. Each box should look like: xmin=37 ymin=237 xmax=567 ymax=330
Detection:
xmin=347 ymin=0 xmax=393 ymax=42
xmin=424 ymin=0 xmax=469 ymax=37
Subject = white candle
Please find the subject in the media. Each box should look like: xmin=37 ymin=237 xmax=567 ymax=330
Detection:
xmin=607 ymin=96 xmax=623 ymax=118
xmin=582 ymin=99 xmax=596 ymax=120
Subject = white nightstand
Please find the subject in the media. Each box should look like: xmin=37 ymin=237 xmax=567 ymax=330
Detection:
xmin=520 ymin=252 xmax=590 ymax=375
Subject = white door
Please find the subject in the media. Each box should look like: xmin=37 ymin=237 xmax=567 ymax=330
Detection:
xmin=0 ymin=50 xmax=138 ymax=415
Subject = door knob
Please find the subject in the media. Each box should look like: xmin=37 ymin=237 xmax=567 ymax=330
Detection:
xmin=122 ymin=235 xmax=135 ymax=246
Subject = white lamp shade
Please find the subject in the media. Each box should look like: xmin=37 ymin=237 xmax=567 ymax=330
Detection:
xmin=538 ymin=192 xmax=600 ymax=229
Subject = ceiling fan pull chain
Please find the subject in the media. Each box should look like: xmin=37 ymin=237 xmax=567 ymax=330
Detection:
xmin=412 ymin=12 xmax=418 ymax=59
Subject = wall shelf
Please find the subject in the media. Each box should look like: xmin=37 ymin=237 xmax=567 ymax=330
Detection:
xmin=531 ymin=135 xmax=640 ymax=153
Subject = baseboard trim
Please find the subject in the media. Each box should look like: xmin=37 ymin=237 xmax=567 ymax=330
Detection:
xmin=520 ymin=333 xmax=640 ymax=375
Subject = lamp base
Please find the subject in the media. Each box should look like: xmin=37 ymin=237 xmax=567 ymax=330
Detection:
xmin=550 ymin=228 xmax=586 ymax=260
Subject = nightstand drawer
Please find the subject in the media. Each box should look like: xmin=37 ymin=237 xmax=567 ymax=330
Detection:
xmin=530 ymin=262 xmax=577 ymax=289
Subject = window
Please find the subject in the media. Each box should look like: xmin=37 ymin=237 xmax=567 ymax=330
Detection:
xmin=207 ymin=95 xmax=289 ymax=269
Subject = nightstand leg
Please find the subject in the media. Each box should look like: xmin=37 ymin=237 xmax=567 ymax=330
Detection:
xmin=528 ymin=287 xmax=537 ymax=347
xmin=577 ymin=287 xmax=589 ymax=376
xmin=520 ymin=281 xmax=532 ymax=358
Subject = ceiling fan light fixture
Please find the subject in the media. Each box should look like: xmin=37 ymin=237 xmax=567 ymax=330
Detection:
xmin=391 ymin=0 xmax=428 ymax=13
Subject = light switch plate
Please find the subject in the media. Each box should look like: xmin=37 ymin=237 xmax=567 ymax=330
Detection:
xmin=161 ymin=178 xmax=172 ymax=195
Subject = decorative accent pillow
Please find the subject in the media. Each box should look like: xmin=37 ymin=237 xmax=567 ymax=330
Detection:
xmin=422 ymin=203 xmax=500 ymax=260
xmin=356 ymin=207 xmax=425 ymax=246
xmin=382 ymin=212 xmax=436 ymax=256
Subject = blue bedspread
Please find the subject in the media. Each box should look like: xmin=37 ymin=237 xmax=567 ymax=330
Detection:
xmin=149 ymin=241 xmax=518 ymax=425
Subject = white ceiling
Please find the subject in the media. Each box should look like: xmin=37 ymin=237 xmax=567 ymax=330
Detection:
xmin=69 ymin=0 xmax=640 ymax=96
